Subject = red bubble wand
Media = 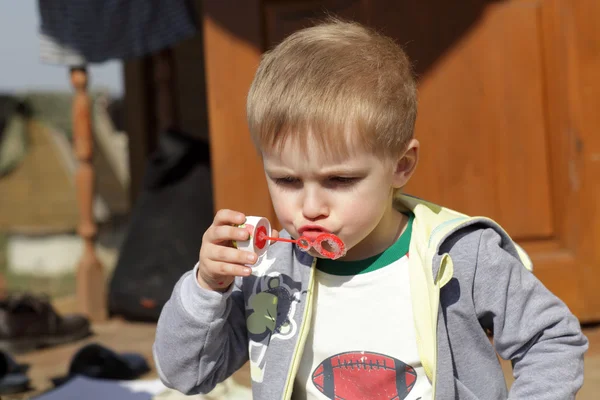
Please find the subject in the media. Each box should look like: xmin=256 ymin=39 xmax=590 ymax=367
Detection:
xmin=257 ymin=230 xmax=346 ymax=260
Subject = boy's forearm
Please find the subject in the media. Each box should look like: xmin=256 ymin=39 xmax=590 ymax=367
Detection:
xmin=153 ymin=268 xmax=249 ymax=394
xmin=474 ymin=229 xmax=588 ymax=399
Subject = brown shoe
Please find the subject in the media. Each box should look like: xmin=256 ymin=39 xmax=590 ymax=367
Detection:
xmin=0 ymin=294 xmax=91 ymax=354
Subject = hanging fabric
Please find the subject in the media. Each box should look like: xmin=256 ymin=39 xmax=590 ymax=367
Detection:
xmin=37 ymin=0 xmax=198 ymax=65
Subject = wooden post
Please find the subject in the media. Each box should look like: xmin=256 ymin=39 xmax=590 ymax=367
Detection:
xmin=201 ymin=1 xmax=277 ymax=220
xmin=153 ymin=47 xmax=179 ymax=132
xmin=70 ymin=67 xmax=107 ymax=321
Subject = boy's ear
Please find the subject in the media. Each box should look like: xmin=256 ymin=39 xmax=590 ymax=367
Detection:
xmin=392 ymin=139 xmax=419 ymax=188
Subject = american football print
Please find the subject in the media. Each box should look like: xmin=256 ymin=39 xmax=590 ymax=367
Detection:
xmin=312 ymin=351 xmax=417 ymax=400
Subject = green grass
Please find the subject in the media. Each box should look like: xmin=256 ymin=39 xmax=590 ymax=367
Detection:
xmin=17 ymin=91 xmax=104 ymax=141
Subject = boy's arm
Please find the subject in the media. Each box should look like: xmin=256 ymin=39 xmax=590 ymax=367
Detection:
xmin=153 ymin=264 xmax=249 ymax=395
xmin=474 ymin=229 xmax=588 ymax=400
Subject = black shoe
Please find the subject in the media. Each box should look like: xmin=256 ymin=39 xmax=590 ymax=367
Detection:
xmin=0 ymin=349 xmax=30 ymax=394
xmin=0 ymin=293 xmax=92 ymax=354
xmin=52 ymin=343 xmax=150 ymax=386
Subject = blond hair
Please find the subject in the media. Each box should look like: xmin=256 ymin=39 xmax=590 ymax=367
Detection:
xmin=247 ymin=19 xmax=417 ymax=159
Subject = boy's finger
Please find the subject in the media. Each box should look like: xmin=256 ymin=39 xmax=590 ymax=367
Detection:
xmin=207 ymin=261 xmax=252 ymax=278
xmin=270 ymin=229 xmax=280 ymax=239
xmin=210 ymin=245 xmax=257 ymax=265
xmin=213 ymin=209 xmax=246 ymax=226
xmin=208 ymin=225 xmax=249 ymax=243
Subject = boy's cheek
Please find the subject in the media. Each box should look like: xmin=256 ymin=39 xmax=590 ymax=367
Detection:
xmin=270 ymin=203 xmax=295 ymax=235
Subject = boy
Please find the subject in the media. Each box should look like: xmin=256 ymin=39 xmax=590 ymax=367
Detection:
xmin=153 ymin=19 xmax=587 ymax=399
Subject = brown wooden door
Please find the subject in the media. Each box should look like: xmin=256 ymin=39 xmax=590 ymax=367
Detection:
xmin=371 ymin=0 xmax=600 ymax=321
xmin=201 ymin=0 xmax=600 ymax=321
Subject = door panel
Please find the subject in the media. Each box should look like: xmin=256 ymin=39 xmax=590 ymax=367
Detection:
xmin=380 ymin=2 xmax=554 ymax=240
xmin=375 ymin=0 xmax=591 ymax=318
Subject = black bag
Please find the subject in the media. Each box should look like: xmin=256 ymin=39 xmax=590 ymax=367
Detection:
xmin=108 ymin=129 xmax=213 ymax=321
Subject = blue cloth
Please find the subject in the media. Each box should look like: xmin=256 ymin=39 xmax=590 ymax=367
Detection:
xmin=38 ymin=0 xmax=197 ymax=65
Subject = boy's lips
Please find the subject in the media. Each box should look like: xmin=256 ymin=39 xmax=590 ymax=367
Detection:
xmin=298 ymin=226 xmax=330 ymax=241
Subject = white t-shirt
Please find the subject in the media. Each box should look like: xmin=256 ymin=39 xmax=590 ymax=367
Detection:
xmin=293 ymin=214 xmax=432 ymax=400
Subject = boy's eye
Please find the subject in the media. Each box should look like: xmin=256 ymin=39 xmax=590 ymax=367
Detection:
xmin=273 ymin=176 xmax=300 ymax=186
xmin=272 ymin=176 xmax=359 ymax=188
xmin=326 ymin=176 xmax=359 ymax=186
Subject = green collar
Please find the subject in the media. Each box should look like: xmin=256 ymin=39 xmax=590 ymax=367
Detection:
xmin=316 ymin=212 xmax=413 ymax=276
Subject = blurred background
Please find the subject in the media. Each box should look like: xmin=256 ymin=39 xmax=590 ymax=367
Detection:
xmin=0 ymin=1 xmax=124 ymax=298
xmin=0 ymin=0 xmax=597 ymax=399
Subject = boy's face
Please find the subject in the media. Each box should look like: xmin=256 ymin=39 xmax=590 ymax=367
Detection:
xmin=262 ymin=135 xmax=418 ymax=261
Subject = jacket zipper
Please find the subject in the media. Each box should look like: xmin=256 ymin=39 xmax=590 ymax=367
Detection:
xmin=282 ymin=258 xmax=317 ymax=399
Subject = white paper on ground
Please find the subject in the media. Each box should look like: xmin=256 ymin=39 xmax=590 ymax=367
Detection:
xmin=153 ymin=377 xmax=252 ymax=400
xmin=33 ymin=376 xmax=168 ymax=400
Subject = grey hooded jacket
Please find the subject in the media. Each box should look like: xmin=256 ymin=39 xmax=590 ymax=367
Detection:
xmin=153 ymin=195 xmax=588 ymax=399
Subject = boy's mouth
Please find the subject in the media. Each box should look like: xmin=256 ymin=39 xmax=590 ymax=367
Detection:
xmin=298 ymin=225 xmax=330 ymax=241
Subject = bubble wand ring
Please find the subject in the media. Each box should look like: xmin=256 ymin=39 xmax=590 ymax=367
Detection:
xmin=258 ymin=232 xmax=345 ymax=260
xmin=235 ymin=216 xmax=346 ymax=260
xmin=310 ymin=233 xmax=345 ymax=260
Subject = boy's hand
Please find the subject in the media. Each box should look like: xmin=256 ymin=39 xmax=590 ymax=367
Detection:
xmin=197 ymin=209 xmax=278 ymax=292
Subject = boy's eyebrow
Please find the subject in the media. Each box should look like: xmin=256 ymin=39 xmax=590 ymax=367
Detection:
xmin=317 ymin=166 xmax=367 ymax=176
xmin=263 ymin=164 xmax=294 ymax=173
xmin=265 ymin=165 xmax=368 ymax=177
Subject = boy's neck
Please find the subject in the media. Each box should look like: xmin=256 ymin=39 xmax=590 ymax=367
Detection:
xmin=341 ymin=205 xmax=408 ymax=261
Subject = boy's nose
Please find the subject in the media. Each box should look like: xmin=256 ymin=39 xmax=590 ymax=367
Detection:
xmin=302 ymin=188 xmax=329 ymax=220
